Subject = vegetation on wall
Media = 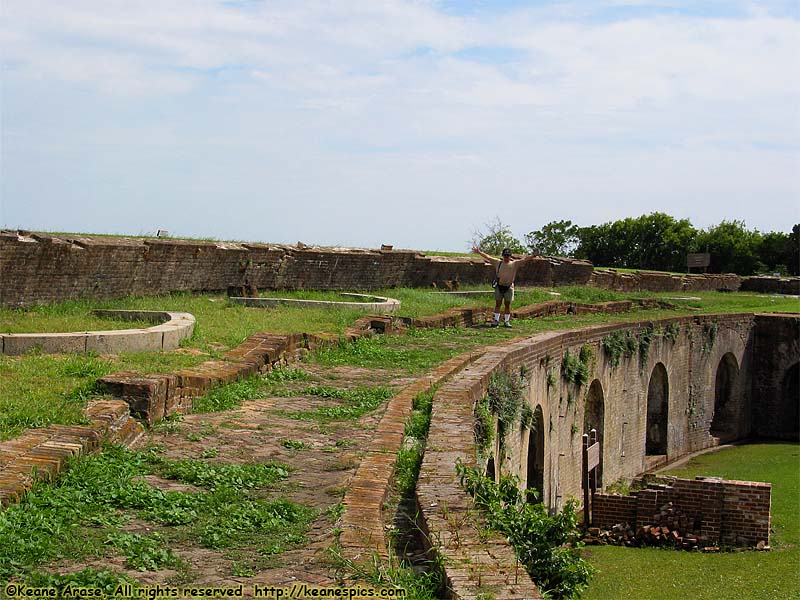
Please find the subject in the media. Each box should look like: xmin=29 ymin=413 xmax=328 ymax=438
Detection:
xmin=561 ymin=346 xmax=592 ymax=387
xmin=474 ymin=367 xmax=530 ymax=457
xmin=457 ymin=463 xmax=594 ymax=600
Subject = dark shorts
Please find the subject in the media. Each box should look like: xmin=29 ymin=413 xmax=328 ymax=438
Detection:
xmin=494 ymin=285 xmax=514 ymax=303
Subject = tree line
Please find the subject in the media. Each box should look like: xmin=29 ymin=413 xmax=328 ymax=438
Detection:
xmin=472 ymin=214 xmax=799 ymax=276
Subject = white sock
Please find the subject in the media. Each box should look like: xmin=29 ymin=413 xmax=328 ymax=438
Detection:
xmin=504 ymin=313 xmax=510 ymax=323
xmin=493 ymin=313 xmax=500 ymax=322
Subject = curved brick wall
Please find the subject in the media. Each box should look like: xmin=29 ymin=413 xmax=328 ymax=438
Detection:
xmin=0 ymin=232 xmax=592 ymax=307
xmin=417 ymin=313 xmax=798 ymax=598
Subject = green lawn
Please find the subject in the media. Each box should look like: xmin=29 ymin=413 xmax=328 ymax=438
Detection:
xmin=583 ymin=443 xmax=800 ymax=600
xmin=0 ymin=289 xmax=797 ymax=441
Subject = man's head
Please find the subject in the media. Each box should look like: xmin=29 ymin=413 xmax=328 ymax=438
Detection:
xmin=501 ymin=247 xmax=512 ymax=261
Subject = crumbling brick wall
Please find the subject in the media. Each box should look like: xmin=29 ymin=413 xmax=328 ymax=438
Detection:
xmin=591 ymin=476 xmax=771 ymax=547
xmin=0 ymin=232 xmax=593 ymax=307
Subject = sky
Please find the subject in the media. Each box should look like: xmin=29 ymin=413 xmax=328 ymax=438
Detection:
xmin=1 ymin=0 xmax=798 ymax=252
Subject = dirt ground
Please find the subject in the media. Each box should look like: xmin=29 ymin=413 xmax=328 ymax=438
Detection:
xmin=45 ymin=364 xmax=416 ymax=590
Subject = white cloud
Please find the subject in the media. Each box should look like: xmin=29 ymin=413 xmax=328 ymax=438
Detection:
xmin=1 ymin=0 xmax=798 ymax=247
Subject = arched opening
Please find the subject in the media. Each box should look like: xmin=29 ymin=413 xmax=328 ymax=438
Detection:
xmin=711 ymin=353 xmax=739 ymax=440
xmin=526 ymin=405 xmax=545 ymax=502
xmin=646 ymin=363 xmax=669 ymax=456
xmin=780 ymin=363 xmax=799 ymax=440
xmin=584 ymin=380 xmax=605 ymax=487
xmin=486 ymin=456 xmax=496 ymax=482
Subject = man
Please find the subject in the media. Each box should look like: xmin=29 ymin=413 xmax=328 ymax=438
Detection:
xmin=472 ymin=246 xmax=538 ymax=328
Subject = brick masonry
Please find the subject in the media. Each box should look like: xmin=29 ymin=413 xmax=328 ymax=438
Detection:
xmin=0 ymin=400 xmax=144 ymax=508
xmin=592 ymin=475 xmax=772 ymax=546
xmin=4 ymin=231 xmax=785 ymax=309
xmin=417 ymin=313 xmax=797 ymax=592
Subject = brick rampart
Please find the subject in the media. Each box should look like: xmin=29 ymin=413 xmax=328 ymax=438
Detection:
xmin=4 ymin=231 xmax=778 ymax=308
xmin=417 ymin=313 xmax=796 ymax=591
xmin=740 ymin=276 xmax=800 ymax=295
xmin=0 ymin=232 xmax=592 ymax=307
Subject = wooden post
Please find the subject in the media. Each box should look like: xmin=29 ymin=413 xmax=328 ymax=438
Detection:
xmin=582 ymin=433 xmax=590 ymax=526
xmin=589 ymin=429 xmax=598 ymax=496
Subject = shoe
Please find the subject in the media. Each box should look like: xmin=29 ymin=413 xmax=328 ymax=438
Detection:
xmin=503 ymin=322 xmax=512 ymax=328
xmin=490 ymin=320 xmax=499 ymax=328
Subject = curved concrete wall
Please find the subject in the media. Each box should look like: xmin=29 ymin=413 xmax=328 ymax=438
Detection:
xmin=0 ymin=310 xmax=195 ymax=356
xmin=229 ymin=293 xmax=401 ymax=313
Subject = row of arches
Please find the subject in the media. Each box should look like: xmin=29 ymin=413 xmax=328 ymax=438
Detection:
xmin=519 ymin=352 xmax=760 ymax=499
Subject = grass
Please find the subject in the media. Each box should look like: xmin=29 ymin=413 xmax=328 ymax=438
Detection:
xmin=0 ymin=289 xmax=796 ymax=441
xmin=275 ymin=385 xmax=395 ymax=423
xmin=582 ymin=443 xmax=800 ymax=600
xmin=0 ymin=444 xmax=314 ymax=588
xmin=0 ymin=300 xmax=152 ymax=334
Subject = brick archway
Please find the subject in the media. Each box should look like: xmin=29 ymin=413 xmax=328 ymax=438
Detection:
xmin=526 ymin=405 xmax=545 ymax=501
xmin=711 ymin=353 xmax=740 ymax=441
xmin=584 ymin=380 xmax=605 ymax=487
xmin=646 ymin=363 xmax=669 ymax=456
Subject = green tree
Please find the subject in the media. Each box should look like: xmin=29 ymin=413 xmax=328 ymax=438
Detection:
xmin=756 ymin=225 xmax=799 ymax=275
xmin=691 ymin=220 xmax=762 ymax=275
xmin=574 ymin=213 xmax=696 ymax=272
xmin=525 ymin=220 xmax=580 ymax=256
xmin=469 ymin=217 xmax=526 ymax=256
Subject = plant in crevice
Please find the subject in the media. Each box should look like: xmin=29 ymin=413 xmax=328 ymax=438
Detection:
xmin=601 ymin=330 xmax=637 ymax=368
xmin=484 ymin=368 xmax=529 ymax=450
xmin=456 ymin=462 xmax=593 ymax=600
xmin=561 ymin=349 xmax=590 ymax=387
xmin=664 ymin=322 xmax=681 ymax=343
xmin=701 ymin=321 xmax=719 ymax=354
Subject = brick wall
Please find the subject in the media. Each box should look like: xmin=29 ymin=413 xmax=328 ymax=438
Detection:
xmin=589 ymin=269 xmax=741 ymax=293
xmin=591 ymin=476 xmax=771 ymax=546
xmin=741 ymin=276 xmax=800 ymax=295
xmin=0 ymin=232 xmax=594 ymax=307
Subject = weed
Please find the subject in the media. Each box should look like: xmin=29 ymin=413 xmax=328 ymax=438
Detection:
xmin=277 ymin=386 xmax=394 ymax=422
xmin=457 ymin=462 xmax=593 ymax=599
xmin=105 ymin=531 xmax=182 ymax=571
xmin=485 ymin=368 xmax=528 ymax=446
xmin=200 ymin=447 xmax=218 ymax=459
xmin=601 ymin=330 xmax=638 ymax=369
xmin=664 ymin=322 xmax=681 ymax=343
xmin=701 ymin=321 xmax=719 ymax=354
xmin=281 ymin=439 xmax=310 ymax=450
xmin=561 ymin=349 xmax=590 ymax=387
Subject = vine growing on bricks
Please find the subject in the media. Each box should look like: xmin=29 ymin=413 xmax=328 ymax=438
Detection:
xmin=457 ymin=462 xmax=594 ymax=600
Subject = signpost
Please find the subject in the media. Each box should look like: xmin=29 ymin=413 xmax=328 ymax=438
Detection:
xmin=582 ymin=429 xmax=600 ymax=526
xmin=687 ymin=253 xmax=711 ymax=273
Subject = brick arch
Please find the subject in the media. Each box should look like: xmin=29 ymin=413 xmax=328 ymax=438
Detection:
xmin=525 ymin=405 xmax=545 ymax=501
xmin=646 ymin=363 xmax=669 ymax=456
xmin=711 ymin=352 xmax=740 ymax=441
xmin=780 ymin=362 xmax=799 ymax=440
xmin=584 ymin=380 xmax=605 ymax=487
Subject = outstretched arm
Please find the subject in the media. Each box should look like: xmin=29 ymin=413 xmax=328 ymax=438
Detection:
xmin=472 ymin=247 xmax=496 ymax=263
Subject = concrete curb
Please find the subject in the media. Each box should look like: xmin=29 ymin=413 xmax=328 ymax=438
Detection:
xmin=229 ymin=293 xmax=401 ymax=313
xmin=0 ymin=310 xmax=195 ymax=356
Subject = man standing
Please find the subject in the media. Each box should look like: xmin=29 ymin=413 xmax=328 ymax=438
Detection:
xmin=472 ymin=246 xmax=538 ymax=328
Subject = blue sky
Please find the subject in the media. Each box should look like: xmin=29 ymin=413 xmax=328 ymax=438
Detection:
xmin=1 ymin=0 xmax=798 ymax=251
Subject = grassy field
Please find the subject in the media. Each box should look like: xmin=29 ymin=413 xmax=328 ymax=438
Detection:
xmin=583 ymin=443 xmax=800 ymax=600
xmin=0 ymin=289 xmax=797 ymax=441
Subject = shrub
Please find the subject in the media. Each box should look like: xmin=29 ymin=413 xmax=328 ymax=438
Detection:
xmin=457 ymin=463 xmax=594 ymax=599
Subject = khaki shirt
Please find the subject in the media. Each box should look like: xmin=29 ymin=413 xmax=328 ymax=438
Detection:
xmin=491 ymin=258 xmax=524 ymax=287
